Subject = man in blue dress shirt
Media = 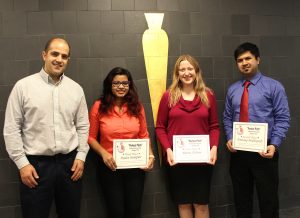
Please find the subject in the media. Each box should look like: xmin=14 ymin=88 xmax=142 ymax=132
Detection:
xmin=223 ymin=42 xmax=290 ymax=218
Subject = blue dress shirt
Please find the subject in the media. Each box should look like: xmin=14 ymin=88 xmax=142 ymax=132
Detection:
xmin=223 ymin=72 xmax=290 ymax=148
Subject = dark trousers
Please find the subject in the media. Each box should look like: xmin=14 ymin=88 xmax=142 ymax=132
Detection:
xmin=20 ymin=150 xmax=82 ymax=218
xmin=230 ymin=151 xmax=279 ymax=218
xmin=98 ymin=161 xmax=145 ymax=218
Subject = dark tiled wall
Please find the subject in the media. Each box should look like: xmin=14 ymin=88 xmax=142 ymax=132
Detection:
xmin=0 ymin=0 xmax=300 ymax=217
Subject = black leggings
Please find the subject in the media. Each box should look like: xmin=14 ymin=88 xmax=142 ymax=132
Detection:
xmin=98 ymin=160 xmax=145 ymax=218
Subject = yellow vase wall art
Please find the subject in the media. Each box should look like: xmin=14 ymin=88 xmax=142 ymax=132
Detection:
xmin=142 ymin=13 xmax=169 ymax=163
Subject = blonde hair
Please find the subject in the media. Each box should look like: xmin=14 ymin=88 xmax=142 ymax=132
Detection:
xmin=168 ymin=54 xmax=210 ymax=107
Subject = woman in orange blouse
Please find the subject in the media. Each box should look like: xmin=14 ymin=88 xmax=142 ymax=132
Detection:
xmin=88 ymin=67 xmax=154 ymax=218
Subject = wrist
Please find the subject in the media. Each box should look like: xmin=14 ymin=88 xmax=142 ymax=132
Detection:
xmin=166 ymin=147 xmax=172 ymax=152
xmin=149 ymin=154 xmax=155 ymax=160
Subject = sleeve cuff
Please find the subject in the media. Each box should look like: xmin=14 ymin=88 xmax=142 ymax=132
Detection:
xmin=270 ymin=136 xmax=282 ymax=148
xmin=15 ymin=156 xmax=30 ymax=170
xmin=76 ymin=151 xmax=88 ymax=162
xmin=88 ymin=136 xmax=97 ymax=144
xmin=164 ymin=145 xmax=171 ymax=151
xmin=226 ymin=133 xmax=233 ymax=141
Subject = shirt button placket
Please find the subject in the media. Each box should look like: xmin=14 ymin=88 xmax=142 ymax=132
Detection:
xmin=53 ymin=86 xmax=60 ymax=152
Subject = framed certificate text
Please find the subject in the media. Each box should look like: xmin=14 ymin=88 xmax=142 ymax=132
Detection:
xmin=173 ymin=135 xmax=210 ymax=163
xmin=233 ymin=122 xmax=268 ymax=153
xmin=113 ymin=139 xmax=149 ymax=169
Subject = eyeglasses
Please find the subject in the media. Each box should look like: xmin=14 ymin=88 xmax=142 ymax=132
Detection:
xmin=112 ymin=81 xmax=130 ymax=87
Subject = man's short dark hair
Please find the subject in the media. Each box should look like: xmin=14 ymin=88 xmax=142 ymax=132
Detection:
xmin=234 ymin=42 xmax=260 ymax=61
xmin=44 ymin=37 xmax=71 ymax=57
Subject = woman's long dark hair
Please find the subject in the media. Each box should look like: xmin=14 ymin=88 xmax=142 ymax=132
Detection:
xmin=99 ymin=67 xmax=141 ymax=117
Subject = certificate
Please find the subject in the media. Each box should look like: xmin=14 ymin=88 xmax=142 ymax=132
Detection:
xmin=233 ymin=122 xmax=268 ymax=153
xmin=113 ymin=139 xmax=149 ymax=169
xmin=173 ymin=135 xmax=210 ymax=163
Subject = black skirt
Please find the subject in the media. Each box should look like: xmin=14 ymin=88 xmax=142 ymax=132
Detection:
xmin=167 ymin=164 xmax=213 ymax=204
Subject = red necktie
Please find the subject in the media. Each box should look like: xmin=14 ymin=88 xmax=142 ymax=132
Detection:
xmin=239 ymin=81 xmax=251 ymax=122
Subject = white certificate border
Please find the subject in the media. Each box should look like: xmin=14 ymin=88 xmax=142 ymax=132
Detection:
xmin=113 ymin=139 xmax=149 ymax=169
xmin=173 ymin=135 xmax=210 ymax=163
xmin=232 ymin=122 xmax=268 ymax=153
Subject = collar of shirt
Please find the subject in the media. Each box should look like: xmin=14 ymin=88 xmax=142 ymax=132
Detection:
xmin=178 ymin=95 xmax=201 ymax=112
xmin=112 ymin=103 xmax=128 ymax=116
xmin=241 ymin=71 xmax=262 ymax=87
xmin=40 ymin=68 xmax=64 ymax=85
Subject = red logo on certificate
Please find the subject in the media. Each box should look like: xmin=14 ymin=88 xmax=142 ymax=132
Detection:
xmin=117 ymin=142 xmax=125 ymax=153
xmin=237 ymin=125 xmax=244 ymax=135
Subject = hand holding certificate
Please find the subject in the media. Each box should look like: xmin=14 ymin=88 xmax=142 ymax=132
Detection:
xmin=173 ymin=135 xmax=210 ymax=163
xmin=232 ymin=122 xmax=268 ymax=153
xmin=113 ymin=139 xmax=149 ymax=169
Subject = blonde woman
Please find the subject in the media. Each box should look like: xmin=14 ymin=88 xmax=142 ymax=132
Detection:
xmin=156 ymin=55 xmax=220 ymax=218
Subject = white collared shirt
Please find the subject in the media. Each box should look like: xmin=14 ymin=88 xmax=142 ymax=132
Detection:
xmin=3 ymin=68 xmax=90 ymax=169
